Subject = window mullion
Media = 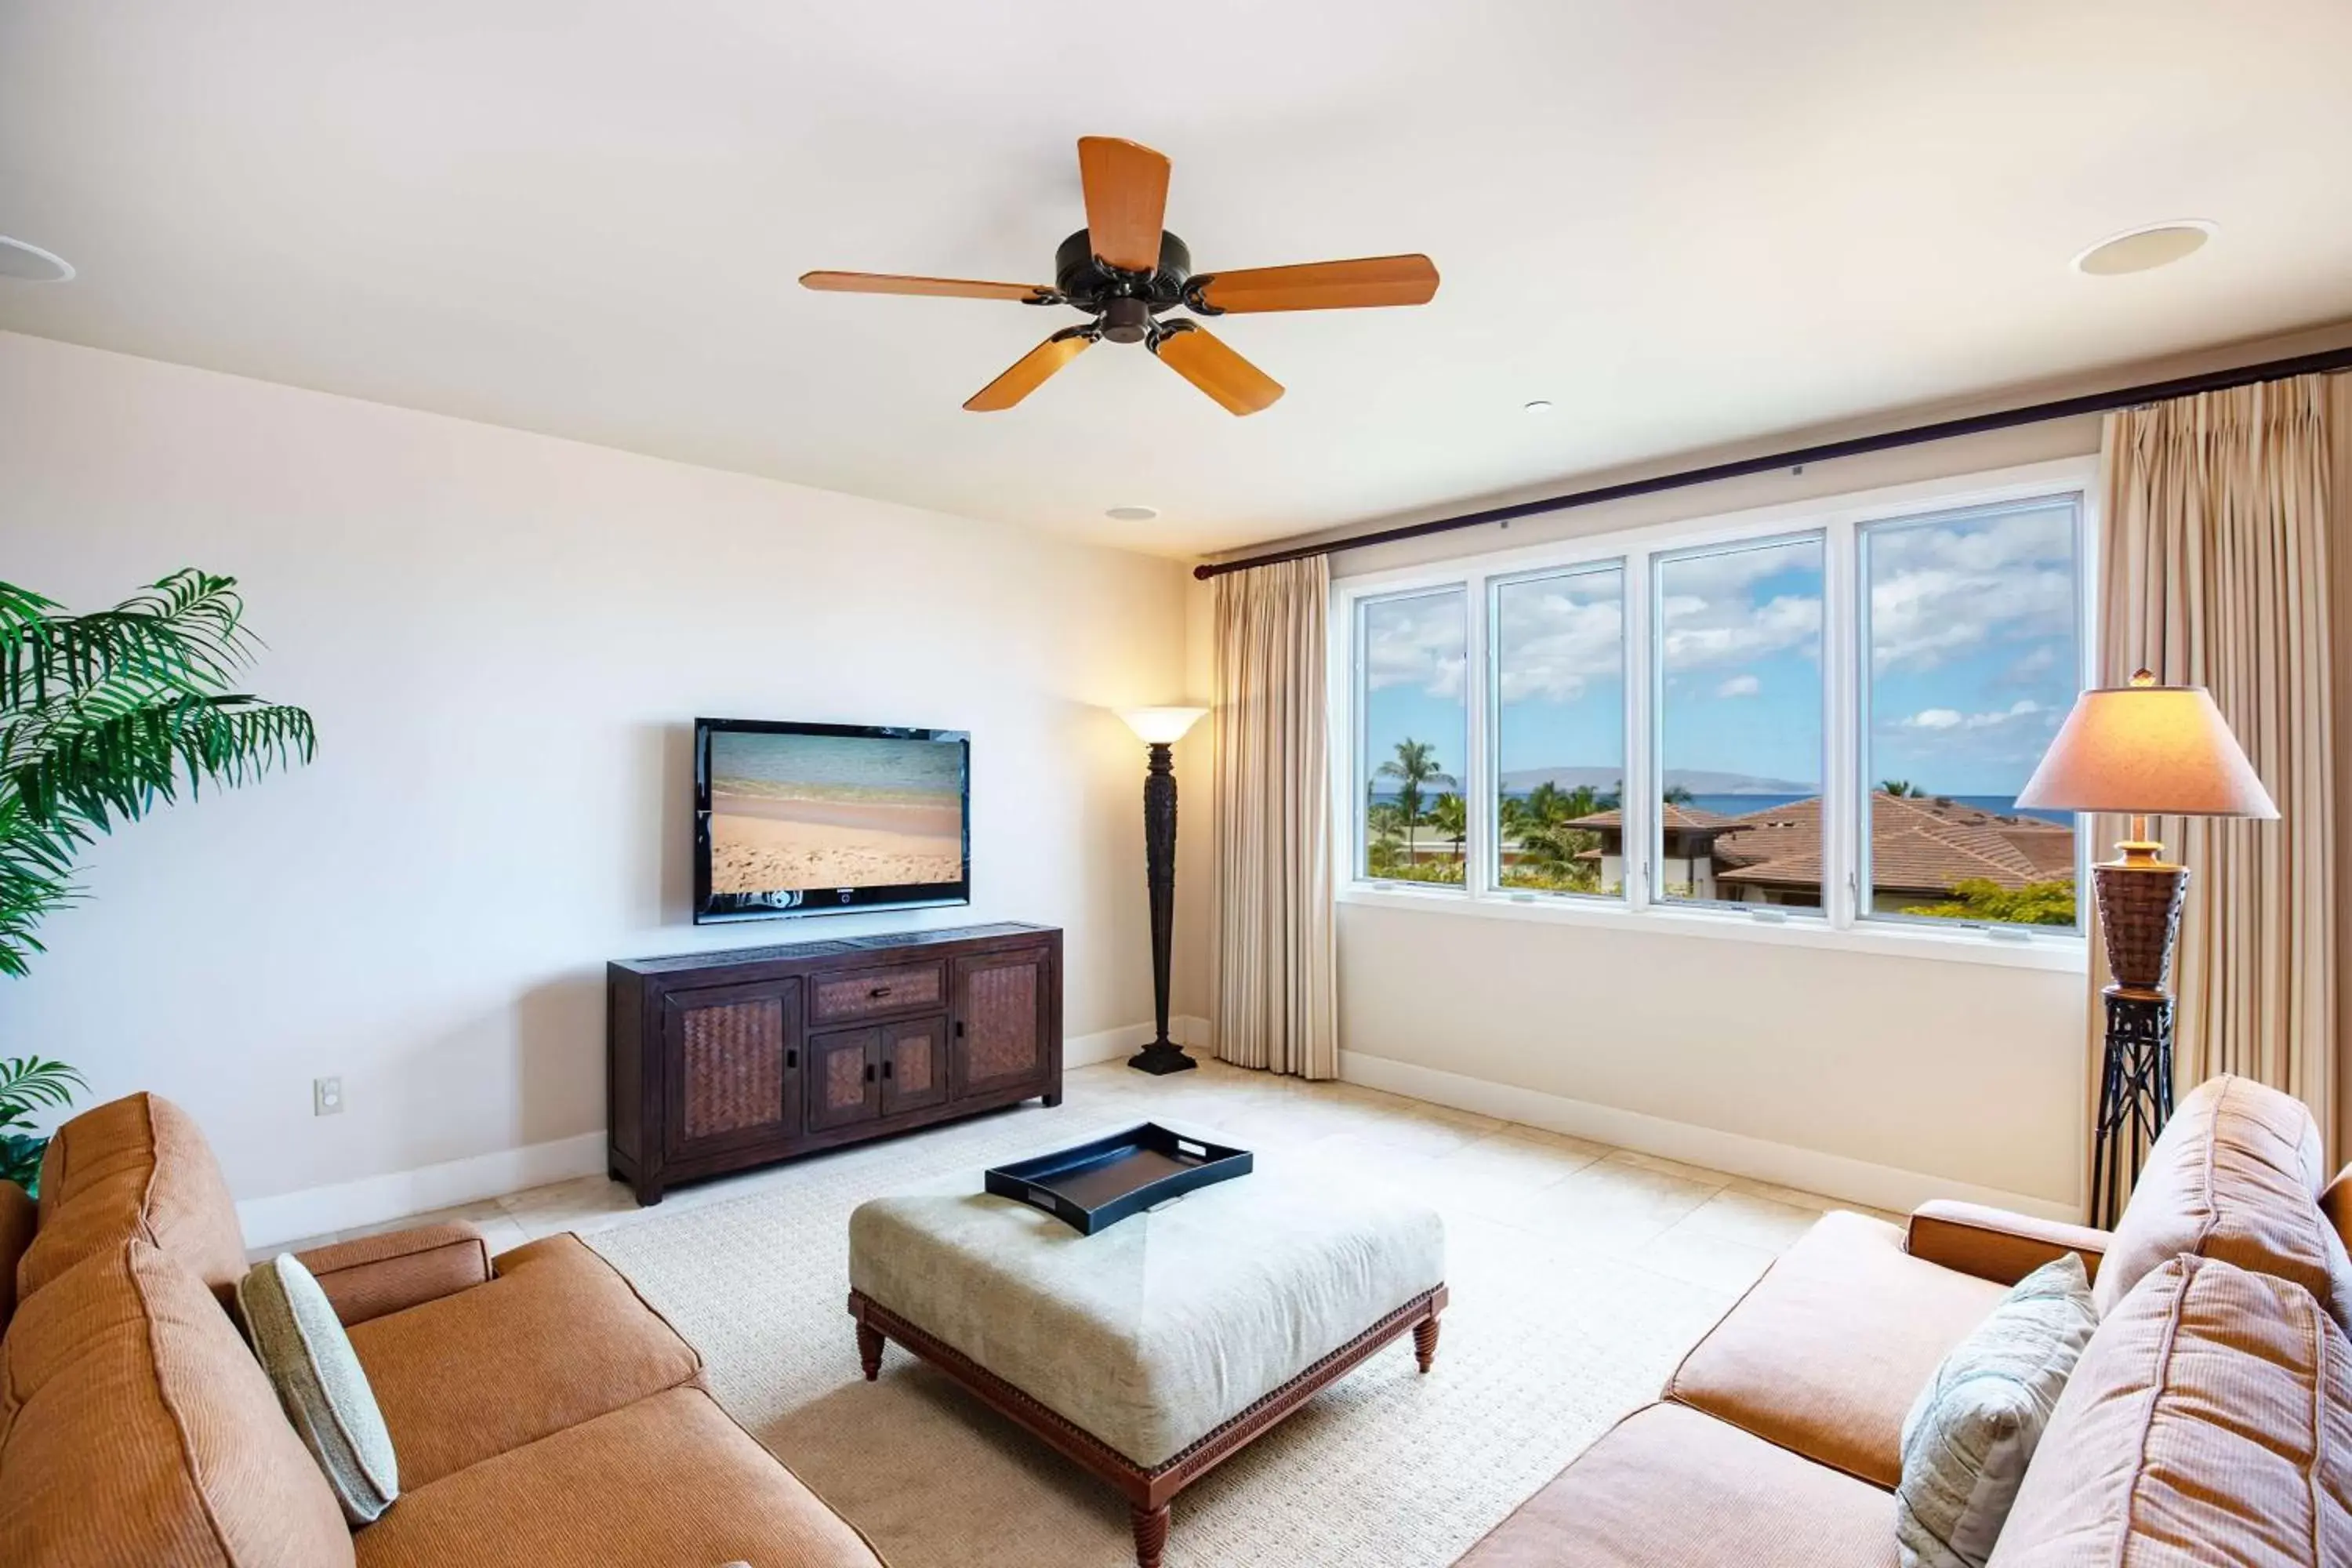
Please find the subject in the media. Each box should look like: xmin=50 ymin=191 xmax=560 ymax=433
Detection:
xmin=1825 ymin=520 xmax=1859 ymax=931
xmin=1466 ymin=573 xmax=1493 ymax=898
xmin=1625 ymin=550 xmax=1653 ymax=914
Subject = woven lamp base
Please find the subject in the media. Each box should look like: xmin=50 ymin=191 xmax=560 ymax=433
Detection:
xmin=2087 ymin=853 xmax=2189 ymax=1227
xmin=2093 ymin=855 xmax=2188 ymax=994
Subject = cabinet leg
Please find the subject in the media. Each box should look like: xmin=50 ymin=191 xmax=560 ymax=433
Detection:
xmin=1043 ymin=1088 xmax=1064 ymax=1108
xmin=630 ymin=1174 xmax=663 ymax=1207
xmin=857 ymin=1323 xmax=886 ymax=1381
xmin=1130 ymin=1503 xmax=1169 ymax=1568
xmin=1414 ymin=1314 xmax=1440 ymax=1374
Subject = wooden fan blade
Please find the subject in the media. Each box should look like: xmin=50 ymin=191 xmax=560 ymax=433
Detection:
xmin=1150 ymin=323 xmax=1283 ymax=416
xmin=964 ymin=330 xmax=1094 ymax=412
xmin=801 ymin=270 xmax=1057 ymax=303
xmin=1188 ymin=254 xmax=1439 ymax=314
xmin=1076 ymin=136 xmax=1171 ymax=274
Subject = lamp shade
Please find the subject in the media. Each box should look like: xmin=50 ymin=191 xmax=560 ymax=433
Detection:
xmin=1119 ymin=706 xmax=1207 ymax=746
xmin=2015 ymin=674 xmax=2277 ymax=818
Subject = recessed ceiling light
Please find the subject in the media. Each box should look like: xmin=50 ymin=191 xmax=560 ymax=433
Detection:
xmin=0 ymin=237 xmax=74 ymax=283
xmin=1105 ymin=505 xmax=1159 ymax=522
xmin=1523 ymin=399 xmax=1554 ymax=414
xmin=2072 ymin=221 xmax=2215 ymax=277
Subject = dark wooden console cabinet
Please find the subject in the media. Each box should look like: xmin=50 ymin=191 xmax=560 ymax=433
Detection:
xmin=608 ymin=923 xmax=1063 ymax=1204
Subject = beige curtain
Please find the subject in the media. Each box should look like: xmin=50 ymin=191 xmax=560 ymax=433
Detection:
xmin=2093 ymin=374 xmax=2341 ymax=1196
xmin=1210 ymin=557 xmax=1338 ymax=1078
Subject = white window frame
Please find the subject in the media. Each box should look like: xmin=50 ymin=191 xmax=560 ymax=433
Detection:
xmin=1330 ymin=456 xmax=2097 ymax=971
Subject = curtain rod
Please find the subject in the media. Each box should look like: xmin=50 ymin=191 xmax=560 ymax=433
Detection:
xmin=1192 ymin=343 xmax=2352 ymax=581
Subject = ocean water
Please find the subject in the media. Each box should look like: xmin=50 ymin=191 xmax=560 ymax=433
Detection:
xmin=710 ymin=731 xmax=963 ymax=806
xmin=1372 ymin=786 xmax=2071 ymax=828
xmin=1678 ymin=793 xmax=2071 ymax=826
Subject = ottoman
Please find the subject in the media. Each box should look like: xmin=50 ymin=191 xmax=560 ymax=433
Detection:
xmin=847 ymin=1151 xmax=1446 ymax=1567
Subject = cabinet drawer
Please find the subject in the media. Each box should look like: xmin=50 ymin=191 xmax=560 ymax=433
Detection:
xmin=810 ymin=961 xmax=946 ymax=1024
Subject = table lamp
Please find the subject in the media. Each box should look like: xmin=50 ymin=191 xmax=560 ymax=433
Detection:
xmin=1118 ymin=706 xmax=1209 ymax=1075
xmin=2014 ymin=669 xmax=2276 ymax=1224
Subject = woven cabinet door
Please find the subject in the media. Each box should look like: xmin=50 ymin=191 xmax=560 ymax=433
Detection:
xmin=950 ymin=948 xmax=1052 ymax=1098
xmin=806 ymin=1027 xmax=883 ymax=1132
xmin=660 ymin=980 xmax=802 ymax=1161
xmin=879 ymin=1016 xmax=949 ymax=1116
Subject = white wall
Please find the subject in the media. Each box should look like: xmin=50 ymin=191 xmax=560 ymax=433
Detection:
xmin=0 ymin=331 xmax=1197 ymax=1220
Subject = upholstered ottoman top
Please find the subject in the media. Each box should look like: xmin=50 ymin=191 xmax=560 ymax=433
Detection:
xmin=848 ymin=1138 xmax=1446 ymax=1468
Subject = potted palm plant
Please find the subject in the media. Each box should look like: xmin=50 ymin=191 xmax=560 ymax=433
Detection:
xmin=2 ymin=571 xmax=315 ymax=1192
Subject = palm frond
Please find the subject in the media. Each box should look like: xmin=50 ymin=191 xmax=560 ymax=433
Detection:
xmin=7 ymin=691 xmax=316 ymax=832
xmin=0 ymin=1056 xmax=86 ymax=1111
xmin=0 ymin=570 xmax=258 ymax=713
xmin=0 ymin=568 xmax=315 ymax=979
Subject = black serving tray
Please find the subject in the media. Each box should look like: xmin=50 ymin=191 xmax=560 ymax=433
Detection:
xmin=985 ymin=1123 xmax=1253 ymax=1235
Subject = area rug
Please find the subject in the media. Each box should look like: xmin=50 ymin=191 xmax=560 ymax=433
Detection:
xmin=586 ymin=1078 xmax=1736 ymax=1568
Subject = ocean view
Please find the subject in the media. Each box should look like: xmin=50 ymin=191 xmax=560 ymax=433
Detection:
xmin=1369 ymin=786 xmax=2072 ymax=828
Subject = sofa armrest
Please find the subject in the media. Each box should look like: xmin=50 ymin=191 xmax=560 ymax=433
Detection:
xmin=293 ymin=1221 xmax=494 ymax=1327
xmin=1905 ymin=1200 xmax=2109 ymax=1287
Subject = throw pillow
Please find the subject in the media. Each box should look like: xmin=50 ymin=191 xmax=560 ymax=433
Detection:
xmin=1895 ymin=1254 xmax=2097 ymax=1568
xmin=238 ymin=1250 xmax=399 ymax=1523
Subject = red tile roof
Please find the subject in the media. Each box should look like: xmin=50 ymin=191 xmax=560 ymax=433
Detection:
xmin=1711 ymin=793 xmax=2074 ymax=894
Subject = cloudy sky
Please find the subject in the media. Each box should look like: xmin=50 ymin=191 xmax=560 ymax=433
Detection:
xmin=1359 ymin=496 xmax=2081 ymax=802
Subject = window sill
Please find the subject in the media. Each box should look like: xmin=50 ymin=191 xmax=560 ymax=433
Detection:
xmin=1335 ymin=883 xmax=2089 ymax=972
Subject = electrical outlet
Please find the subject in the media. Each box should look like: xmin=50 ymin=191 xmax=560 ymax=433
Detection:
xmin=313 ymin=1076 xmax=343 ymax=1116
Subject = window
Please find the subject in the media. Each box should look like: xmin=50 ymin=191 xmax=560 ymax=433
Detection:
xmin=1492 ymin=564 xmax=1626 ymax=897
xmin=1337 ymin=463 xmax=2092 ymax=953
xmin=1860 ymin=499 xmax=2082 ymax=927
xmin=1654 ymin=535 xmax=1824 ymax=911
xmin=1357 ymin=587 xmax=1468 ymax=886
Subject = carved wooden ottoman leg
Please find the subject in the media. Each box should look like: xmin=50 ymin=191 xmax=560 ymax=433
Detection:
xmin=1414 ymin=1312 xmax=1440 ymax=1373
xmin=857 ymin=1322 xmax=886 ymax=1381
xmin=1131 ymin=1502 xmax=1170 ymax=1568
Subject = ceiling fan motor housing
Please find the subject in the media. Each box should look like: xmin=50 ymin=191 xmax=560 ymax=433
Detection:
xmin=1055 ymin=228 xmax=1192 ymax=340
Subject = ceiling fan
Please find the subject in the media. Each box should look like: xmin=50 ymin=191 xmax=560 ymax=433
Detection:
xmin=800 ymin=136 xmax=1439 ymax=416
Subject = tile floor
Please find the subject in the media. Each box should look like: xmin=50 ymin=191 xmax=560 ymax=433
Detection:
xmin=262 ymin=1059 xmax=1906 ymax=1296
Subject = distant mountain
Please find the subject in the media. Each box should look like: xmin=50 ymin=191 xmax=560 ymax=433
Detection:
xmin=1497 ymin=766 xmax=1810 ymax=796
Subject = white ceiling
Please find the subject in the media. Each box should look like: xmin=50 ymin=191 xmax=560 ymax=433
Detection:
xmin=4 ymin=2 xmax=2350 ymax=559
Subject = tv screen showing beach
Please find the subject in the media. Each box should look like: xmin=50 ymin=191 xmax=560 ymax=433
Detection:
xmin=706 ymin=731 xmax=965 ymax=895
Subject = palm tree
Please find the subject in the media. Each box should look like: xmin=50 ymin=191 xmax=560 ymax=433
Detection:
xmin=1430 ymin=793 xmax=1468 ymax=863
xmin=2 ymin=571 xmax=315 ymax=1189
xmin=1377 ymin=738 xmax=1443 ymax=865
xmin=1661 ymin=782 xmax=1696 ymax=805
xmin=1500 ymin=778 xmax=1605 ymax=883
xmin=1882 ymin=779 xmax=1922 ymax=797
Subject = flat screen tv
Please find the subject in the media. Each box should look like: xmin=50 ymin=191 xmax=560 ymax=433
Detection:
xmin=693 ymin=718 xmax=971 ymax=924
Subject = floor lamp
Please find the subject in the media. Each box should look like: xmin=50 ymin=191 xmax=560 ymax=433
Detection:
xmin=2014 ymin=670 xmax=2277 ymax=1227
xmin=1118 ymin=706 xmax=1208 ymax=1076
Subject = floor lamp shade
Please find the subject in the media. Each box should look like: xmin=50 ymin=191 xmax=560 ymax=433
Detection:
xmin=2015 ymin=678 xmax=2277 ymax=822
xmin=2015 ymin=671 xmax=2275 ymax=1226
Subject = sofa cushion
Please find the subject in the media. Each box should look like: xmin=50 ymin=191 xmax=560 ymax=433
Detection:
xmin=2097 ymin=1073 xmax=2352 ymax=1331
xmin=1666 ymin=1210 xmax=2006 ymax=1488
xmin=1989 ymin=1254 xmax=2351 ymax=1566
xmin=0 ymin=1240 xmax=354 ymax=1568
xmin=240 ymin=1253 xmax=399 ymax=1524
xmin=20 ymin=1094 xmax=248 ymax=1311
xmin=1454 ymin=1401 xmax=1896 ymax=1568
xmin=1895 ymin=1255 xmax=2097 ymax=1568
xmin=294 ymin=1222 xmax=493 ymax=1327
xmin=347 ymin=1232 xmax=700 ymax=1489
xmin=0 ymin=1182 xmax=33 ymax=1333
xmin=351 ymin=1386 xmax=884 ymax=1568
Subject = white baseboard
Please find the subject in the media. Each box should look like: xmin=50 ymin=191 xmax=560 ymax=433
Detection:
xmin=1065 ymin=1014 xmax=1215 ymax=1067
xmin=238 ymin=1131 xmax=610 ymax=1250
xmin=1337 ymin=1050 xmax=2081 ymax=1223
xmin=240 ymin=1018 xmax=1218 ymax=1247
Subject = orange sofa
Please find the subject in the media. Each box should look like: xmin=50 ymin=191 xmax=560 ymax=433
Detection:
xmin=0 ymin=1093 xmax=887 ymax=1568
xmin=1457 ymin=1073 xmax=2352 ymax=1566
